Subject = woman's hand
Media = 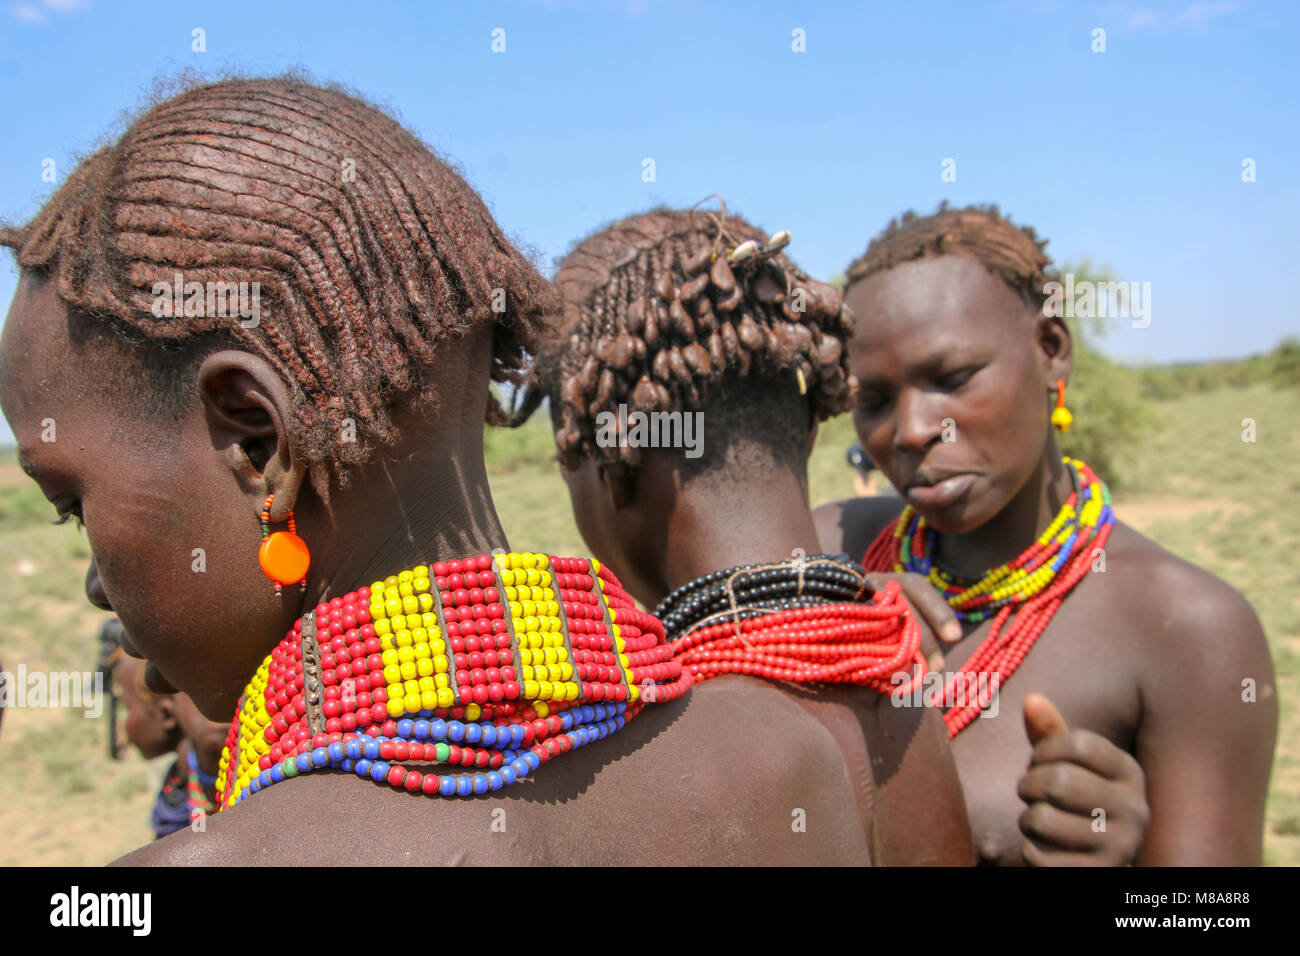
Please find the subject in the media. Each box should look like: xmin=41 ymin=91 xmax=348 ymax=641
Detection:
xmin=1016 ymin=693 xmax=1150 ymax=866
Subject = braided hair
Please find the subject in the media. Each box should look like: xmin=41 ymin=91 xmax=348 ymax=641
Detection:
xmin=845 ymin=202 xmax=1059 ymax=310
xmin=514 ymin=203 xmax=853 ymax=472
xmin=0 ymin=75 xmax=560 ymax=488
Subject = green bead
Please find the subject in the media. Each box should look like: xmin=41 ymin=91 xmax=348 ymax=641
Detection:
xmin=283 ymin=758 xmax=299 ymax=778
xmin=434 ymin=742 xmax=450 ymax=763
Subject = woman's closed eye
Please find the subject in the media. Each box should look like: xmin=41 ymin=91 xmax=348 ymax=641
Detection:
xmin=855 ymin=389 xmax=892 ymax=415
xmin=935 ymin=365 xmax=982 ymax=392
xmin=52 ymin=503 xmax=84 ymax=530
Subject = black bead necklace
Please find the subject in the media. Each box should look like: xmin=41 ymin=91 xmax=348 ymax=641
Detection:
xmin=652 ymin=553 xmax=874 ymax=639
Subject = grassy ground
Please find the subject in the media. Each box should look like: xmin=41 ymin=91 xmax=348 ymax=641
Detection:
xmin=1 ymin=381 xmax=1296 ymax=864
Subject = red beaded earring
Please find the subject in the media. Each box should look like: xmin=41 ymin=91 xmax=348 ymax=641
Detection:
xmin=258 ymin=493 xmax=310 ymax=595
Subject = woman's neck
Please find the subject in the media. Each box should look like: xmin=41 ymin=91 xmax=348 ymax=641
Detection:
xmin=180 ymin=740 xmax=221 ymax=805
xmin=307 ymin=435 xmax=509 ymax=604
xmin=654 ymin=466 xmax=823 ymax=608
xmin=932 ymin=450 xmax=1073 ymax=577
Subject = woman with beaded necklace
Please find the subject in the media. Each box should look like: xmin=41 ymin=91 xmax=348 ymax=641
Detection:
xmin=0 ymin=78 xmax=963 ymax=865
xmin=100 ymin=619 xmax=226 ymax=838
xmin=815 ymin=205 xmax=1278 ymax=865
xmin=511 ymin=205 xmax=973 ymax=864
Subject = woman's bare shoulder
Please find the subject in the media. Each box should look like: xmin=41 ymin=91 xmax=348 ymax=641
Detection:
xmin=812 ymin=496 xmax=906 ymax=559
xmin=113 ymin=678 xmax=879 ymax=866
xmin=1097 ymin=520 xmax=1271 ymax=670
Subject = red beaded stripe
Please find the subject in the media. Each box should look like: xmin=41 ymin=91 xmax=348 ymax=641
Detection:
xmin=669 ymin=580 xmax=925 ymax=695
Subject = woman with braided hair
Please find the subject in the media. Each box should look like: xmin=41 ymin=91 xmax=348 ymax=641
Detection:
xmin=1 ymin=77 xmax=818 ymax=866
xmin=815 ymin=204 xmax=1277 ymax=865
xmin=514 ymin=204 xmax=973 ymax=864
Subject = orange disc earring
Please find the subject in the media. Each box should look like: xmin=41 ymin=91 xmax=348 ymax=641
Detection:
xmin=258 ymin=493 xmax=310 ymax=595
xmin=1051 ymin=379 xmax=1073 ymax=433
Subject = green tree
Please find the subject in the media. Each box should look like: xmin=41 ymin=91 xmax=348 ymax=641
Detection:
xmin=1272 ymin=336 xmax=1300 ymax=389
xmin=1053 ymin=263 xmax=1151 ymax=487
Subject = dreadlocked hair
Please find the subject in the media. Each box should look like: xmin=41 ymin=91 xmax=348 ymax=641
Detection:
xmin=845 ymin=202 xmax=1059 ymax=310
xmin=512 ymin=203 xmax=852 ymax=470
xmin=0 ymin=74 xmax=559 ymax=489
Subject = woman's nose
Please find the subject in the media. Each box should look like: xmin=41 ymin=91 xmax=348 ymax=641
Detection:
xmin=892 ymin=388 xmax=943 ymax=453
xmin=85 ymin=558 xmax=114 ymax=612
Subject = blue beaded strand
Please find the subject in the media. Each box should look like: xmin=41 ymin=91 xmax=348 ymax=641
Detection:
xmin=235 ymin=702 xmax=630 ymax=803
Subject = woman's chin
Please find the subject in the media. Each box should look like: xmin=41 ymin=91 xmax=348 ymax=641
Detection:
xmin=913 ymin=500 xmax=991 ymax=537
xmin=142 ymin=661 xmax=180 ymax=696
xmin=195 ymin=690 xmax=238 ymax=724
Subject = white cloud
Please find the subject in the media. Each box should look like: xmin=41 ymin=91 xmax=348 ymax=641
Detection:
xmin=1118 ymin=0 xmax=1238 ymax=31
xmin=8 ymin=0 xmax=89 ymax=24
xmin=9 ymin=2 xmax=46 ymax=22
xmin=522 ymin=0 xmax=655 ymax=14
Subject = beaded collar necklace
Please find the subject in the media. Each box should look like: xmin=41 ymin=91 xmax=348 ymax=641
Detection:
xmin=862 ymin=456 xmax=1115 ymax=736
xmin=216 ymin=551 xmax=689 ymax=807
xmin=185 ymin=748 xmax=218 ymax=817
xmin=654 ymin=553 xmax=926 ymax=696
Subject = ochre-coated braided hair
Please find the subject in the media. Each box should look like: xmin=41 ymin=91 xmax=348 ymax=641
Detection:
xmin=845 ymin=202 xmax=1059 ymax=309
xmin=0 ymin=75 xmax=559 ymax=488
xmin=514 ymin=204 xmax=852 ymax=470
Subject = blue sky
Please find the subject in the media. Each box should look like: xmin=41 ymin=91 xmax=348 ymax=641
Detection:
xmin=1 ymin=0 xmax=1296 ymax=444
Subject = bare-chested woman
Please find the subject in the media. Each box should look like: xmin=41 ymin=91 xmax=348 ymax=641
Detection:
xmin=815 ymin=206 xmax=1278 ymax=865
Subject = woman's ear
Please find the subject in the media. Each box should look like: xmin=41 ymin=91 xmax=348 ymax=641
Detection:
xmin=196 ymin=350 xmax=308 ymax=519
xmin=156 ymin=695 xmax=180 ymax=733
xmin=1035 ymin=314 xmax=1074 ymax=387
xmin=597 ymin=460 xmax=638 ymax=512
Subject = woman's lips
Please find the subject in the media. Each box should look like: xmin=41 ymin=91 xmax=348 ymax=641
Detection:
xmin=905 ymin=473 xmax=977 ymax=511
xmin=116 ymin=623 xmax=180 ymax=695
xmin=117 ymin=630 xmax=143 ymax=658
xmin=143 ymin=662 xmax=179 ymax=696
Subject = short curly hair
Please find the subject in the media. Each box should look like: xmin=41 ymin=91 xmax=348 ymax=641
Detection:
xmin=513 ymin=204 xmax=853 ymax=471
xmin=0 ymin=74 xmax=560 ymax=487
xmin=845 ymin=202 xmax=1059 ymax=309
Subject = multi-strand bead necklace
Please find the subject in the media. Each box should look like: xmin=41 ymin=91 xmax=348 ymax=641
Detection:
xmin=654 ymin=554 xmax=926 ymax=695
xmin=862 ymin=456 xmax=1115 ymax=737
xmin=216 ymin=552 xmax=689 ymax=807
xmin=185 ymin=749 xmax=218 ymax=817
xmin=152 ymin=749 xmax=217 ymax=837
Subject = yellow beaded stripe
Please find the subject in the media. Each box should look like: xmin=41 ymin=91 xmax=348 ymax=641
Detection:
xmin=216 ymin=655 xmax=273 ymax=804
xmin=916 ymin=504 xmax=1074 ymax=604
xmin=372 ymin=565 xmax=452 ymax=716
xmin=492 ymin=551 xmax=582 ymax=704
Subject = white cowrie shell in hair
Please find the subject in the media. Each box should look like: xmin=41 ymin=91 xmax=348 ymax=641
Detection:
xmin=728 ymin=239 xmax=759 ymax=263
xmin=764 ymin=230 xmax=791 ymax=253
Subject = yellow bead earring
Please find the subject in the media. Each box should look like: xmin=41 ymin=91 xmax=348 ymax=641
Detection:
xmin=1051 ymin=379 xmax=1073 ymax=433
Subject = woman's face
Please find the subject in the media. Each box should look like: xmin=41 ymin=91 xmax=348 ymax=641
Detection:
xmin=0 ymin=274 xmax=298 ymax=721
xmin=844 ymin=255 xmax=1070 ymax=535
xmin=113 ymin=656 xmax=181 ymax=760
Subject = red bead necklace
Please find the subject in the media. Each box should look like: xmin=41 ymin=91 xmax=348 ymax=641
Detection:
xmin=861 ymin=458 xmax=1115 ymax=737
xmin=655 ymin=555 xmax=926 ymax=696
